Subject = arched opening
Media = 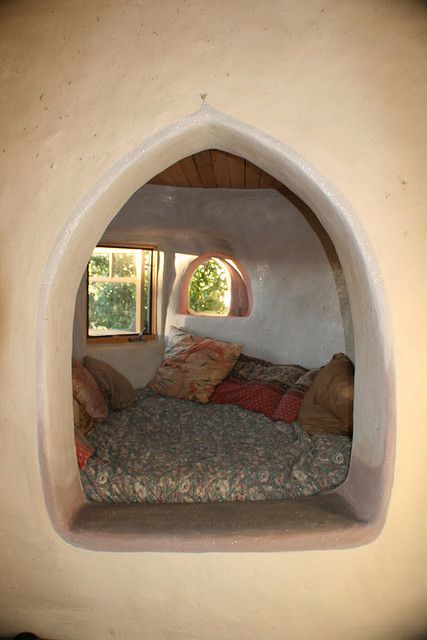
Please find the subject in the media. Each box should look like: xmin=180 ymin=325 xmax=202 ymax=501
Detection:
xmin=37 ymin=105 xmax=395 ymax=551
xmin=188 ymin=257 xmax=232 ymax=316
xmin=180 ymin=252 xmax=251 ymax=318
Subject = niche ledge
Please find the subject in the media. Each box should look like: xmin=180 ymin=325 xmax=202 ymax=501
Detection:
xmin=65 ymin=493 xmax=374 ymax=552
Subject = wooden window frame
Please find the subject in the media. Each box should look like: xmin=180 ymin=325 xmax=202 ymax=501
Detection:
xmin=86 ymin=243 xmax=157 ymax=345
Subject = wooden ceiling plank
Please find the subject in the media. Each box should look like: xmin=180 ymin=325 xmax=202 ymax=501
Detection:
xmin=227 ymin=153 xmax=245 ymax=188
xmin=259 ymin=171 xmax=280 ymax=189
xmin=210 ymin=149 xmax=230 ymax=188
xmin=193 ymin=150 xmax=217 ymax=188
xmin=148 ymin=151 xmax=284 ymax=190
xmin=180 ymin=155 xmax=203 ymax=187
xmin=270 ymin=175 xmax=284 ymax=189
xmin=148 ymin=175 xmax=163 ymax=185
xmin=277 ymin=183 xmax=299 ymax=201
xmin=245 ymin=161 xmax=262 ymax=188
xmin=159 ymin=167 xmax=178 ymax=187
xmin=151 ymin=172 xmax=170 ymax=185
xmin=181 ymin=156 xmax=203 ymax=187
xmin=167 ymin=161 xmax=190 ymax=187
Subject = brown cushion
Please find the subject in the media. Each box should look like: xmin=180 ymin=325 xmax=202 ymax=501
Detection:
xmin=72 ymin=359 xmax=109 ymax=420
xmin=73 ymin=399 xmax=94 ymax=435
xmin=83 ymin=356 xmax=135 ymax=410
xmin=298 ymin=353 xmax=354 ymax=436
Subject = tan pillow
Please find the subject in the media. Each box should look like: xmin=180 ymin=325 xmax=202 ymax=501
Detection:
xmin=83 ymin=356 xmax=135 ymax=411
xmin=298 ymin=353 xmax=354 ymax=436
xmin=73 ymin=399 xmax=94 ymax=435
xmin=148 ymin=326 xmax=241 ymax=403
xmin=72 ymin=359 xmax=109 ymax=420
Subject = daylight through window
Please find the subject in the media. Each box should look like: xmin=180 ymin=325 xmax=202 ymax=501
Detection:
xmin=188 ymin=258 xmax=231 ymax=316
xmin=87 ymin=246 xmax=155 ymax=340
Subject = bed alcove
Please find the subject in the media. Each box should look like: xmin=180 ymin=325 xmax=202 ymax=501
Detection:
xmin=37 ymin=106 xmax=394 ymax=552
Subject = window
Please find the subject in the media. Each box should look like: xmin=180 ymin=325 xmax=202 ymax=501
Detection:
xmin=87 ymin=245 xmax=156 ymax=342
xmin=188 ymin=258 xmax=231 ymax=316
xmin=182 ymin=253 xmax=251 ymax=317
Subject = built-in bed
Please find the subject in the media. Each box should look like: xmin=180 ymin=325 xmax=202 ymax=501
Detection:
xmin=80 ymin=388 xmax=351 ymax=504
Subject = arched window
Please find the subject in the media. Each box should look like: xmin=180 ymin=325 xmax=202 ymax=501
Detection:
xmin=188 ymin=258 xmax=231 ymax=316
xmin=181 ymin=253 xmax=251 ymax=317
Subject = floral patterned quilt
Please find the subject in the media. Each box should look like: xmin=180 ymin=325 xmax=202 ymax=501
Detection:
xmin=80 ymin=388 xmax=351 ymax=504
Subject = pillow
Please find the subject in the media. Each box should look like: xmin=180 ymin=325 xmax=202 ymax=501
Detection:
xmin=75 ymin=429 xmax=94 ymax=470
xmin=292 ymin=367 xmax=320 ymax=391
xmin=229 ymin=354 xmax=307 ymax=392
xmin=72 ymin=359 xmax=109 ymax=420
xmin=148 ymin=326 xmax=241 ymax=403
xmin=210 ymin=354 xmax=308 ymax=418
xmin=73 ymin=399 xmax=94 ymax=435
xmin=83 ymin=356 xmax=135 ymax=410
xmin=273 ymin=388 xmax=305 ymax=423
xmin=210 ymin=378 xmax=283 ymax=419
xmin=273 ymin=367 xmax=320 ymax=423
xmin=298 ymin=353 xmax=354 ymax=436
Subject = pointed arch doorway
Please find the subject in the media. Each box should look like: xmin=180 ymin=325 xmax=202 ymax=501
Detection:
xmin=37 ymin=105 xmax=394 ymax=551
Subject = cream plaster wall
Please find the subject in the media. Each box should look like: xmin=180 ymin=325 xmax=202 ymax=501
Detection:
xmin=73 ymin=185 xmax=353 ymax=388
xmin=1 ymin=1 xmax=426 ymax=639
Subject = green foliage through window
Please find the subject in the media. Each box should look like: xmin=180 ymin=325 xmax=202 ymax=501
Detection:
xmin=112 ymin=252 xmax=136 ymax=278
xmin=188 ymin=259 xmax=230 ymax=315
xmin=87 ymin=247 xmax=153 ymax=337
xmin=89 ymin=282 xmax=137 ymax=333
xmin=88 ymin=254 xmax=109 ymax=277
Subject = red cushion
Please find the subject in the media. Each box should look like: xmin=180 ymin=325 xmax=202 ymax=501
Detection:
xmin=210 ymin=379 xmax=282 ymax=419
xmin=273 ymin=388 xmax=306 ymax=423
xmin=75 ymin=429 xmax=95 ymax=470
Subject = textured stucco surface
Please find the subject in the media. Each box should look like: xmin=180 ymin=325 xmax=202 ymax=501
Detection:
xmin=73 ymin=185 xmax=353 ymax=388
xmin=1 ymin=1 xmax=426 ymax=639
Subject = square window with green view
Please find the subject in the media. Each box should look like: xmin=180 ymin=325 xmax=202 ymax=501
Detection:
xmin=87 ymin=246 xmax=155 ymax=339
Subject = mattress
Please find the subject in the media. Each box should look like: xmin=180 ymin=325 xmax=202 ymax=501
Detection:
xmin=80 ymin=388 xmax=351 ymax=503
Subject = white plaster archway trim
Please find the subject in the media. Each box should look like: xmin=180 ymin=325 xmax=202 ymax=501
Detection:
xmin=37 ymin=105 xmax=395 ymax=551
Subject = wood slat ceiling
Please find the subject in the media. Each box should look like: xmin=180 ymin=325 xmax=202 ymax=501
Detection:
xmin=148 ymin=149 xmax=283 ymax=190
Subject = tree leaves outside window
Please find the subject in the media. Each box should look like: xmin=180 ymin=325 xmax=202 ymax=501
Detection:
xmin=87 ymin=248 xmax=153 ymax=337
xmin=188 ymin=258 xmax=230 ymax=315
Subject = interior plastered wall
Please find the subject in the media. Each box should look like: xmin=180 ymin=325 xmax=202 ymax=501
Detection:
xmin=0 ymin=1 xmax=426 ymax=639
xmin=74 ymin=185 xmax=353 ymax=388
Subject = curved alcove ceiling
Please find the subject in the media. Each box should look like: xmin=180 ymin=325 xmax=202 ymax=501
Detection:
xmin=37 ymin=104 xmax=395 ymax=551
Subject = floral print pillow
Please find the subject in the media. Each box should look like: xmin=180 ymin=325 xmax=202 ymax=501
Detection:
xmin=230 ymin=354 xmax=307 ymax=392
xmin=148 ymin=326 xmax=241 ymax=403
